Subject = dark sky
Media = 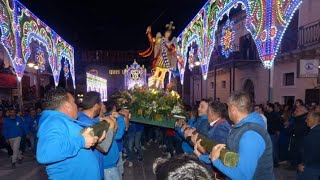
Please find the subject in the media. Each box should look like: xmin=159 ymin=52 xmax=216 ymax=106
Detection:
xmin=19 ymin=0 xmax=207 ymax=50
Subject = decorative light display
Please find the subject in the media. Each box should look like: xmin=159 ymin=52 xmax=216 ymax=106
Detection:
xmin=221 ymin=19 xmax=235 ymax=58
xmin=0 ymin=0 xmax=75 ymax=88
xmin=36 ymin=47 xmax=45 ymax=72
xmin=86 ymin=71 xmax=108 ymax=101
xmin=124 ymin=61 xmax=147 ymax=90
xmin=63 ymin=60 xmax=69 ymax=79
xmin=176 ymin=0 xmax=302 ymax=83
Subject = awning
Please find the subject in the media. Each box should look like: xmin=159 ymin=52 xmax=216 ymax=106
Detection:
xmin=0 ymin=73 xmax=17 ymax=88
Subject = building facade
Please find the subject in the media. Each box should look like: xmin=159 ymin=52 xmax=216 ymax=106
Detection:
xmin=185 ymin=0 xmax=320 ymax=106
xmin=75 ymin=49 xmax=152 ymax=97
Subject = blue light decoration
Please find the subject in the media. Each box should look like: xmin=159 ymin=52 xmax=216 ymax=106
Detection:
xmin=36 ymin=47 xmax=45 ymax=72
xmin=0 ymin=0 xmax=75 ymax=88
xmin=63 ymin=60 xmax=69 ymax=79
xmin=176 ymin=0 xmax=302 ymax=83
xmin=221 ymin=19 xmax=235 ymax=58
xmin=124 ymin=60 xmax=147 ymax=90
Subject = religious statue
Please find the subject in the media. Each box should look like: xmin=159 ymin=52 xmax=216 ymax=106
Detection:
xmin=139 ymin=21 xmax=182 ymax=88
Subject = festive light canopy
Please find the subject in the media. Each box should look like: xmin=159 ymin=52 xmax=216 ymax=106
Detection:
xmin=124 ymin=61 xmax=147 ymax=90
xmin=86 ymin=71 xmax=108 ymax=101
xmin=0 ymin=0 xmax=75 ymax=88
xmin=177 ymin=0 xmax=302 ymax=81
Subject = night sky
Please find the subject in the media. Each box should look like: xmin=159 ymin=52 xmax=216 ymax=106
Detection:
xmin=19 ymin=0 xmax=207 ymax=50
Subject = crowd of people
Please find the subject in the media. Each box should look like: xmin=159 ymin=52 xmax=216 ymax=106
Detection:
xmin=1 ymin=87 xmax=319 ymax=180
xmin=0 ymin=105 xmax=42 ymax=168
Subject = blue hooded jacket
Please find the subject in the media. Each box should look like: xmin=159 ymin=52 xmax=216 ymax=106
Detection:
xmin=76 ymin=112 xmax=104 ymax=179
xmin=211 ymin=112 xmax=268 ymax=180
xmin=37 ymin=110 xmax=100 ymax=180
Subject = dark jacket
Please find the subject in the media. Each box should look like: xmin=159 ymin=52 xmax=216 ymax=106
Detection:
xmin=290 ymin=113 xmax=309 ymax=137
xmin=265 ymin=111 xmax=282 ymax=135
xmin=301 ymin=124 xmax=320 ymax=168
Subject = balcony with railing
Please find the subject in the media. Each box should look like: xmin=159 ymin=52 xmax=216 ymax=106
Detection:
xmin=298 ymin=19 xmax=320 ymax=49
xmin=280 ymin=14 xmax=320 ymax=54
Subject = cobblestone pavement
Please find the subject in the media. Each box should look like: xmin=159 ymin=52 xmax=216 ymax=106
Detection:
xmin=0 ymin=143 xmax=296 ymax=180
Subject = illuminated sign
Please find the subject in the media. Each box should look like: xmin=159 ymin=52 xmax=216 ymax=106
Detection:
xmin=124 ymin=61 xmax=146 ymax=89
xmin=109 ymin=70 xmax=126 ymax=75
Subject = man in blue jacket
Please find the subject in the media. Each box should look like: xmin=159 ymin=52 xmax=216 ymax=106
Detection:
xmin=3 ymin=108 xmax=28 ymax=168
xmin=193 ymin=101 xmax=231 ymax=164
xmin=103 ymin=100 xmax=126 ymax=180
xmin=76 ymin=91 xmax=116 ymax=180
xmin=178 ymin=100 xmax=209 ymax=150
xmin=36 ymin=88 xmax=102 ymax=180
xmin=196 ymin=91 xmax=273 ymax=180
xmin=175 ymin=106 xmax=197 ymax=154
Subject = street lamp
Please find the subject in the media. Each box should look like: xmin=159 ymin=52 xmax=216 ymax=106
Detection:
xmin=194 ymin=60 xmax=201 ymax=66
xmin=27 ymin=62 xmax=35 ymax=68
xmin=27 ymin=61 xmax=41 ymax=99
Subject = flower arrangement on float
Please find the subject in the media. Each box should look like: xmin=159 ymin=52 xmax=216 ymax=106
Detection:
xmin=111 ymin=84 xmax=185 ymax=128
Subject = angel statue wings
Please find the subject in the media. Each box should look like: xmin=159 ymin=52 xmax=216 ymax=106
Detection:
xmin=139 ymin=21 xmax=183 ymax=88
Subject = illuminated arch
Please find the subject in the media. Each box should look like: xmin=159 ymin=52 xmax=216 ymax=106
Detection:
xmin=177 ymin=0 xmax=302 ymax=83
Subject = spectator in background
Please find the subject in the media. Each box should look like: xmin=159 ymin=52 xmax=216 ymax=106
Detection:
xmin=165 ymin=127 xmax=175 ymax=158
xmin=17 ymin=109 xmax=28 ymax=155
xmin=289 ymin=105 xmax=309 ymax=167
xmin=294 ymin=99 xmax=304 ymax=111
xmin=36 ymin=107 xmax=42 ymax=117
xmin=127 ymin=122 xmax=144 ymax=167
xmin=0 ymin=109 xmax=9 ymax=154
xmin=297 ymin=112 xmax=320 ymax=180
xmin=254 ymin=104 xmax=268 ymax=129
xmin=274 ymin=102 xmax=283 ymax=116
xmin=26 ymin=108 xmax=39 ymax=156
xmin=265 ymin=103 xmax=282 ymax=167
xmin=278 ymin=105 xmax=292 ymax=165
xmin=3 ymin=108 xmax=28 ymax=168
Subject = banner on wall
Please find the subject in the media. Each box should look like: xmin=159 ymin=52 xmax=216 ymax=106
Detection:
xmin=298 ymin=59 xmax=319 ymax=78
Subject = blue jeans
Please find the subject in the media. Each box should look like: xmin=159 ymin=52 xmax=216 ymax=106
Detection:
xmin=297 ymin=167 xmax=320 ymax=180
xmin=128 ymin=131 xmax=143 ymax=161
xmin=104 ymin=167 xmax=120 ymax=180
xmin=117 ymin=152 xmax=124 ymax=177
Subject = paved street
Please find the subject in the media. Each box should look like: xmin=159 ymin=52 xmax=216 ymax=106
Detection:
xmin=0 ymin=143 xmax=296 ymax=180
